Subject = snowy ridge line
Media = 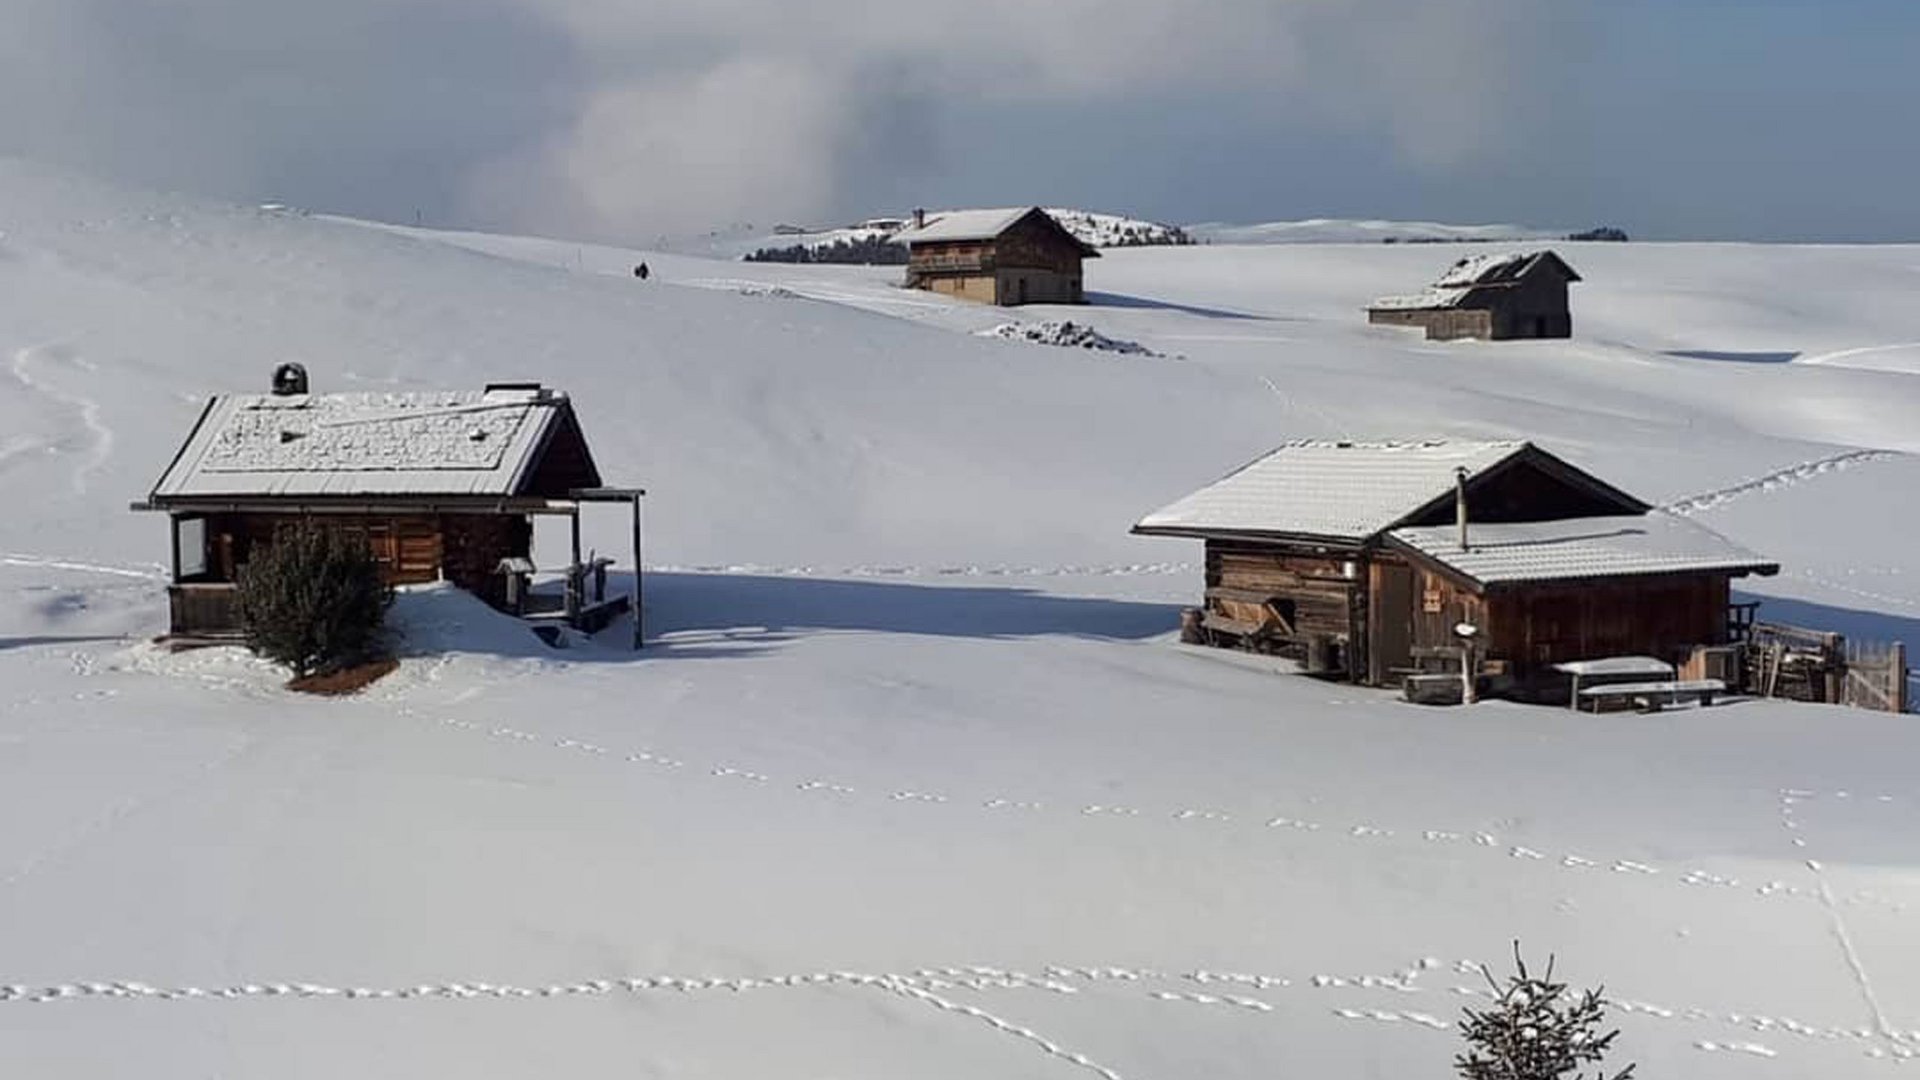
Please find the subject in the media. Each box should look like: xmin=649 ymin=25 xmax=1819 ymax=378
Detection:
xmin=0 ymin=552 xmax=166 ymax=581
xmin=645 ymin=562 xmax=1196 ymax=579
xmin=423 ymin=717 xmax=1915 ymax=915
xmin=1664 ymin=449 xmax=1903 ymax=515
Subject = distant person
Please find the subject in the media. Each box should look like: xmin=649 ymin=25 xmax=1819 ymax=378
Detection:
xmin=634 ymin=262 xmax=650 ymax=280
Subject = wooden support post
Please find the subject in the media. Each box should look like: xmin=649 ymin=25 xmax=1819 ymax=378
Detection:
xmin=1895 ymin=641 xmax=1909 ymax=714
xmin=641 ymin=495 xmax=656 ymax=645
xmin=566 ymin=508 xmax=582 ymax=624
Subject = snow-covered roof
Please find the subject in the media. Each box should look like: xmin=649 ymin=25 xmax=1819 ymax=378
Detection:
xmin=892 ymin=207 xmax=1098 ymax=254
xmin=1369 ymin=250 xmax=1580 ymax=311
xmin=149 ymin=386 xmax=598 ymax=501
xmin=1389 ymin=513 xmax=1778 ymax=589
xmin=1133 ymin=440 xmax=1532 ymax=542
xmin=892 ymin=208 xmax=1035 ymax=245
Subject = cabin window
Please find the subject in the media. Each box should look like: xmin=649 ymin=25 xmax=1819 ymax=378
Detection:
xmin=176 ymin=516 xmax=208 ymax=579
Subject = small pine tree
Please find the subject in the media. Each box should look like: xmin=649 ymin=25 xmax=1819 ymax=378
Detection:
xmin=1456 ymin=943 xmax=1636 ymax=1080
xmin=235 ymin=522 xmax=394 ymax=678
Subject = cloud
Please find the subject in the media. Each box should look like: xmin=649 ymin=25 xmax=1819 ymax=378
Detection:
xmin=0 ymin=0 xmax=1574 ymax=239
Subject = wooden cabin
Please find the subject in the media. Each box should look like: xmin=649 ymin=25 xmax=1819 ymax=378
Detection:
xmin=895 ymin=207 xmax=1098 ymax=306
xmin=133 ymin=370 xmax=646 ymax=647
xmin=1368 ymin=251 xmax=1581 ymax=341
xmin=1132 ymin=441 xmax=1779 ymax=693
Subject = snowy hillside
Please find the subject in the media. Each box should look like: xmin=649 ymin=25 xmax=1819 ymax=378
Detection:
xmin=4 ymin=159 xmax=1920 ymax=1078
xmin=1188 ymin=217 xmax=1555 ymax=245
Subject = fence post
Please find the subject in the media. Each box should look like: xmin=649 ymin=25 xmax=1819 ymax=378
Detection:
xmin=1895 ymin=642 xmax=1909 ymax=714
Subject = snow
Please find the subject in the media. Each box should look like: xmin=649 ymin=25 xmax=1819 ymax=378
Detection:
xmin=3 ymin=157 xmax=1920 ymax=1078
xmin=1391 ymin=512 xmax=1777 ymax=586
xmin=1134 ymin=440 xmax=1527 ymax=541
xmin=1188 ymin=218 xmax=1553 ymax=245
xmin=152 ymin=388 xmax=563 ymax=497
xmin=979 ymin=321 xmax=1164 ymax=357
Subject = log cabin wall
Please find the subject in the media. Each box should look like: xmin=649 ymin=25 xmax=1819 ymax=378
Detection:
xmin=1486 ymin=270 xmax=1573 ymax=339
xmin=442 ymin=514 xmax=532 ymax=603
xmin=204 ymin=513 xmax=444 ymax=584
xmin=1480 ymin=574 xmax=1731 ymax=671
xmin=1407 ymin=566 xmax=1491 ymax=661
xmin=1205 ymin=539 xmax=1366 ymax=676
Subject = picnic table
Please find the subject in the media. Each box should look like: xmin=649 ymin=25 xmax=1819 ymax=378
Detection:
xmin=1576 ymin=678 xmax=1726 ymax=713
xmin=1553 ymin=656 xmax=1676 ymax=711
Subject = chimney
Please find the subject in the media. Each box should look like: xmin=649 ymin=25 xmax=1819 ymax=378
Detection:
xmin=1454 ymin=467 xmax=1471 ymax=551
xmin=271 ymin=362 xmax=309 ymax=396
xmin=912 ymin=207 xmax=926 ymax=229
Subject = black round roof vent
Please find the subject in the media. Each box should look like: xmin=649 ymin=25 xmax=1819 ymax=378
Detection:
xmin=271 ymin=362 xmax=310 ymax=396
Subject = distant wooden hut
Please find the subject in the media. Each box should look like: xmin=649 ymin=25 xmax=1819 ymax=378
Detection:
xmin=1369 ymin=251 xmax=1581 ymax=341
xmin=1132 ymin=440 xmax=1778 ymax=692
xmin=133 ymin=370 xmax=645 ymax=646
xmin=894 ymin=207 xmax=1098 ymax=306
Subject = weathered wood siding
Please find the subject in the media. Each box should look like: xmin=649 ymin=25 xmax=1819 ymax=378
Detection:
xmin=1204 ymin=540 xmax=1364 ymax=676
xmin=925 ymin=274 xmax=998 ymax=303
xmin=906 ymin=215 xmax=1088 ymax=306
xmin=1407 ymin=566 xmax=1491 ymax=659
xmin=442 ymin=514 xmax=532 ymax=603
xmin=167 ymin=583 xmax=240 ymax=638
xmin=1487 ymin=270 xmax=1573 ymax=339
xmin=1480 ymin=575 xmax=1731 ymax=670
xmin=202 ymin=513 xmax=470 ymax=586
xmin=1368 ymin=307 xmax=1494 ymax=341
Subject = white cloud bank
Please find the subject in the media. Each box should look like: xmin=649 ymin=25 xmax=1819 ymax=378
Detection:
xmin=0 ymin=0 xmax=1575 ymax=239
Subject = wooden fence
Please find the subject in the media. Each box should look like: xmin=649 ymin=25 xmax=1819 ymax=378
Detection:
xmin=1841 ymin=639 xmax=1909 ymax=714
xmin=1743 ymin=622 xmax=1909 ymax=713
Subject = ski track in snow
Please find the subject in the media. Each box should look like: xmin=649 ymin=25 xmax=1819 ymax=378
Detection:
xmin=0 ymin=552 xmax=166 ymax=581
xmin=417 ymin=714 xmax=1914 ymax=916
xmin=1664 ymin=449 xmax=1903 ymax=515
xmin=8 ymin=344 xmax=114 ymax=495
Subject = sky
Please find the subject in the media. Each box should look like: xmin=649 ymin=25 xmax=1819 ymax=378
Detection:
xmin=0 ymin=0 xmax=1914 ymax=243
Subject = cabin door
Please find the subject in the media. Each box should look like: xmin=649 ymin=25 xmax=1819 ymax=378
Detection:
xmin=1372 ymin=563 xmax=1415 ymax=685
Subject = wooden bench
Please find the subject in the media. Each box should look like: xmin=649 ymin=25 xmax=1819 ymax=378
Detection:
xmin=1578 ymin=678 xmax=1726 ymax=714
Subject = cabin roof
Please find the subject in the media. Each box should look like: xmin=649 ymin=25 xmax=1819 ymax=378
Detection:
xmin=1369 ymin=250 xmax=1581 ymax=311
xmin=1132 ymin=439 xmax=1542 ymax=543
xmin=146 ymin=386 xmax=601 ymax=502
xmin=893 ymin=207 xmax=1101 ymax=256
xmin=1388 ymin=512 xmax=1779 ymax=589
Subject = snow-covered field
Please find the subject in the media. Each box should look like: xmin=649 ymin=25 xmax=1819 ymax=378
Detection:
xmin=3 ymin=158 xmax=1920 ymax=1077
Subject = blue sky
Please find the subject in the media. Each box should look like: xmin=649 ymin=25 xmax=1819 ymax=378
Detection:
xmin=0 ymin=0 xmax=1912 ymax=242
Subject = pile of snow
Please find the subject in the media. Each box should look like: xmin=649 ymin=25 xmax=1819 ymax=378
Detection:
xmin=1188 ymin=217 xmax=1553 ymax=245
xmin=979 ymin=319 xmax=1166 ymax=357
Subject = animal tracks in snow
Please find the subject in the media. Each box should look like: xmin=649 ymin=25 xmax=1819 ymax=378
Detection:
xmin=9 ymin=957 xmax=1904 ymax=1065
xmin=421 ymin=715 xmax=1913 ymax=918
xmin=1664 ymin=449 xmax=1902 ymax=516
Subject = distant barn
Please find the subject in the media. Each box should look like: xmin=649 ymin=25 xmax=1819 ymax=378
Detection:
xmin=1369 ymin=251 xmax=1581 ymax=341
xmin=134 ymin=370 xmax=645 ymax=647
xmin=894 ymin=207 xmax=1098 ymax=306
xmin=1133 ymin=440 xmax=1778 ymax=695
